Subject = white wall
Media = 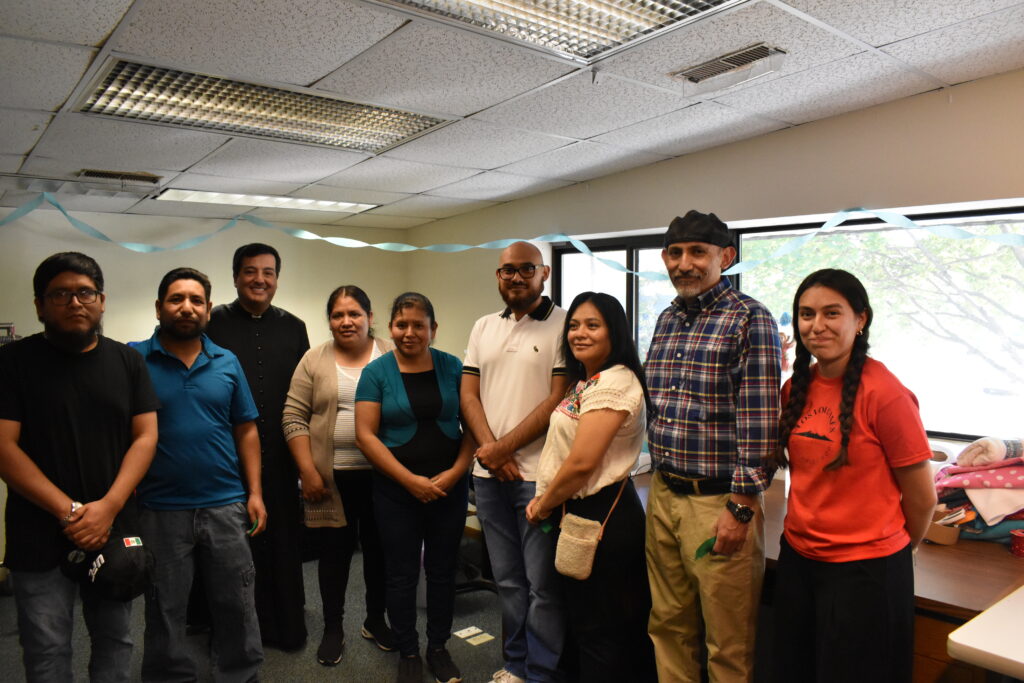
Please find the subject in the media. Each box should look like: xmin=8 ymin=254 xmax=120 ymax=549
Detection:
xmin=0 ymin=210 xmax=408 ymax=347
xmin=407 ymin=68 xmax=1024 ymax=351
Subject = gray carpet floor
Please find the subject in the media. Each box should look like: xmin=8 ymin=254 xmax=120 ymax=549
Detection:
xmin=0 ymin=553 xmax=505 ymax=682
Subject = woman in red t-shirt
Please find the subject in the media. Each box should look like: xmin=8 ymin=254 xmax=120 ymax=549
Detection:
xmin=771 ymin=269 xmax=937 ymax=683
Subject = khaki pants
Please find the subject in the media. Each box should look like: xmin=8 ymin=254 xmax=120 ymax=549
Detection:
xmin=645 ymin=474 xmax=765 ymax=683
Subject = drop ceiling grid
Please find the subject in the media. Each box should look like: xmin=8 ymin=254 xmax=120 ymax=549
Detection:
xmin=380 ymin=119 xmax=570 ymax=169
xmin=0 ymin=155 xmax=25 ymax=174
xmin=496 ymin=141 xmax=671 ymax=182
xmin=314 ymin=20 xmax=577 ymax=117
xmin=332 ymin=213 xmax=435 ymax=229
xmin=25 ymin=115 xmax=229 ymax=173
xmin=596 ymin=0 xmax=864 ymax=98
xmin=470 ymin=71 xmax=692 ymax=139
xmin=367 ymin=194 xmax=499 ymax=218
xmin=592 ymin=101 xmax=788 ymax=157
xmin=127 ymin=198 xmax=255 ymax=219
xmin=425 ymin=171 xmax=573 ymax=201
xmin=0 ymin=110 xmax=53 ymax=155
xmin=778 ymin=0 xmax=1024 ymax=47
xmin=0 ymin=38 xmax=97 ymax=111
xmin=185 ymin=138 xmax=370 ymax=185
xmin=167 ymin=173 xmax=306 ymax=197
xmin=317 ymin=157 xmax=482 ymax=194
xmin=713 ymin=50 xmax=939 ymax=125
xmin=880 ymin=4 xmax=1024 ymax=86
xmin=294 ymin=184 xmax=413 ymax=206
xmin=108 ymin=0 xmax=408 ymax=85
xmin=1 ymin=0 xmax=135 ymax=46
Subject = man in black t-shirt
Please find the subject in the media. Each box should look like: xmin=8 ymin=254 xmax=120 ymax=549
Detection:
xmin=0 ymin=252 xmax=160 ymax=682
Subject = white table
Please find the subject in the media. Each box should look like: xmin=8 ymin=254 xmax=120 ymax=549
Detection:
xmin=947 ymin=583 xmax=1024 ymax=678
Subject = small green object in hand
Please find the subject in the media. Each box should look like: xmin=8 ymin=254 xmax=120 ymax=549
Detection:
xmin=695 ymin=536 xmax=716 ymax=559
xmin=540 ymin=520 xmax=553 ymax=534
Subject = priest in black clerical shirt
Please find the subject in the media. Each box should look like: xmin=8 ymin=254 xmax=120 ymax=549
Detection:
xmin=207 ymin=243 xmax=310 ymax=651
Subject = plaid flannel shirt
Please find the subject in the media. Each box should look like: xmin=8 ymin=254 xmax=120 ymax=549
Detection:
xmin=645 ymin=277 xmax=781 ymax=494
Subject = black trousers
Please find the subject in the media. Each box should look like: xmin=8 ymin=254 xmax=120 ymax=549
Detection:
xmin=771 ymin=536 xmax=915 ymax=683
xmin=560 ymin=478 xmax=657 ymax=683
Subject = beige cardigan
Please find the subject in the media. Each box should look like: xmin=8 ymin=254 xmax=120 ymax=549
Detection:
xmin=282 ymin=337 xmax=392 ymax=528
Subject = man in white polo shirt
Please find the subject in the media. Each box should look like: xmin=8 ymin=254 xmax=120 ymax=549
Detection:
xmin=461 ymin=241 xmax=569 ymax=683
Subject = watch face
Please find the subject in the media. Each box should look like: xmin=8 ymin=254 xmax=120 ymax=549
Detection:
xmin=728 ymin=500 xmax=754 ymax=523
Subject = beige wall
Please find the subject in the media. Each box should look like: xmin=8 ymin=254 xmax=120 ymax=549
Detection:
xmin=408 ymin=68 xmax=1024 ymax=351
xmin=2 ymin=68 xmax=1022 ymax=355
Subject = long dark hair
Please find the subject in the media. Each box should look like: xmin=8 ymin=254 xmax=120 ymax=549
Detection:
xmin=562 ymin=292 xmax=653 ymax=413
xmin=775 ymin=269 xmax=872 ymax=470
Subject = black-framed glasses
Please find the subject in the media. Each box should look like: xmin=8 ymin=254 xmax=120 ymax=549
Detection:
xmin=497 ymin=264 xmax=542 ymax=280
xmin=45 ymin=288 xmax=101 ymax=305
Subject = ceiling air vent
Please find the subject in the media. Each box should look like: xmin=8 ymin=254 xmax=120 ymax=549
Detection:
xmin=78 ymin=169 xmax=162 ymax=185
xmin=669 ymin=43 xmax=785 ymax=83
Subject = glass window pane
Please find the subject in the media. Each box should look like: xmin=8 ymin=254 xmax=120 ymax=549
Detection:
xmin=637 ymin=248 xmax=675 ymax=360
xmin=740 ymin=216 xmax=1024 ymax=436
xmin=560 ymin=250 xmax=627 ymax=312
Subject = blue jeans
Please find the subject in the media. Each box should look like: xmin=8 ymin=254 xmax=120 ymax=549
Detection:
xmin=474 ymin=477 xmax=564 ymax=683
xmin=374 ymin=473 xmax=469 ymax=657
xmin=139 ymin=503 xmax=263 ymax=683
xmin=12 ymin=566 xmax=133 ymax=682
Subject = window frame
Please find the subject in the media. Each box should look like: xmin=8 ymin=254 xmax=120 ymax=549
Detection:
xmin=552 ymin=205 xmax=1024 ymax=442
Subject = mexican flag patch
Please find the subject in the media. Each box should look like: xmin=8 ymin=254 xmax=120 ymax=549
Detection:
xmin=123 ymin=537 xmax=144 ymax=547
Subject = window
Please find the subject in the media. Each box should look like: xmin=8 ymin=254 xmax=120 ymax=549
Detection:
xmin=553 ymin=206 xmax=1024 ymax=439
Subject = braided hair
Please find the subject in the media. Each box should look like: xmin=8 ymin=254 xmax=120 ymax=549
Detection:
xmin=774 ymin=269 xmax=873 ymax=470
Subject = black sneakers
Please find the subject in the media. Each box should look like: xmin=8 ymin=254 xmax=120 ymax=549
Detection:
xmin=316 ymin=629 xmax=344 ymax=666
xmin=397 ymin=654 xmax=423 ymax=683
xmin=425 ymin=647 xmax=462 ymax=683
xmin=361 ymin=616 xmax=397 ymax=651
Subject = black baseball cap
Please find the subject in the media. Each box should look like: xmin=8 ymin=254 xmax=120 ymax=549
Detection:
xmin=663 ymin=210 xmax=733 ymax=249
xmin=60 ymin=534 xmax=154 ymax=602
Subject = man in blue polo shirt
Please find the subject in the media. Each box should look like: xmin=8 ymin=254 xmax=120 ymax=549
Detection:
xmin=134 ymin=267 xmax=266 ymax=682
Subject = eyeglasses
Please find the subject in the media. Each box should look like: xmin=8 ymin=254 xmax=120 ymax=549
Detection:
xmin=497 ymin=264 xmax=543 ymax=280
xmin=45 ymin=288 xmax=101 ymax=305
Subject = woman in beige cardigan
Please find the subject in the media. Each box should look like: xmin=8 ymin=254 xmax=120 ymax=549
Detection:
xmin=282 ymin=285 xmax=394 ymax=667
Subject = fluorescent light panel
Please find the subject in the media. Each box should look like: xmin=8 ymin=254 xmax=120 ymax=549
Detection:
xmin=79 ymin=61 xmax=447 ymax=153
xmin=380 ymin=0 xmax=741 ymax=59
xmin=158 ymin=189 xmax=377 ymax=213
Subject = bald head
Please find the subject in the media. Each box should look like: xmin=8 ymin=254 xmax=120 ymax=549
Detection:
xmin=496 ymin=241 xmax=549 ymax=316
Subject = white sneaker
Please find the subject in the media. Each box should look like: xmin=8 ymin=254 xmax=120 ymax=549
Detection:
xmin=489 ymin=669 xmax=526 ymax=683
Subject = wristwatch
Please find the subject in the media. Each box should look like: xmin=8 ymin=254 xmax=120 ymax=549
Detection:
xmin=726 ymin=499 xmax=754 ymax=523
xmin=60 ymin=501 xmax=83 ymax=528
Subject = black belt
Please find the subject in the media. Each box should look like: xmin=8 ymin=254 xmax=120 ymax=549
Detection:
xmin=658 ymin=471 xmax=731 ymax=496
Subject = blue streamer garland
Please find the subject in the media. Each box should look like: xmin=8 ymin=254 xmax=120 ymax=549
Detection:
xmin=1 ymin=192 xmax=1021 ymax=279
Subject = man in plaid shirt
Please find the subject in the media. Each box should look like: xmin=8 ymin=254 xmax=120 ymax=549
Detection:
xmin=644 ymin=210 xmax=781 ymax=683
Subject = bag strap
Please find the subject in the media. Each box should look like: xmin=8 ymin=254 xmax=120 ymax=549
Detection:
xmin=560 ymin=477 xmax=630 ymax=540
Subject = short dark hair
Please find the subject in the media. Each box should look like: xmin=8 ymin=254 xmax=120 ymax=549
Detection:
xmin=157 ymin=267 xmax=212 ymax=302
xmin=389 ymin=291 xmax=436 ymax=326
xmin=232 ymin=243 xmax=281 ymax=278
xmin=327 ymin=285 xmax=375 ymax=337
xmin=561 ymin=292 xmax=652 ymax=413
xmin=33 ymin=252 xmax=104 ymax=298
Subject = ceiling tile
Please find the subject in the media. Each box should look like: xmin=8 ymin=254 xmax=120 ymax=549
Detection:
xmin=497 ymin=141 xmax=670 ymax=181
xmin=713 ymin=51 xmax=937 ymax=124
xmin=246 ymin=207 xmax=354 ymax=224
xmin=295 ymin=185 xmax=412 ymax=206
xmin=316 ymin=21 xmax=575 ymax=117
xmin=7 ymin=191 xmax=143 ymax=213
xmin=3 ymin=0 xmax=133 ymax=46
xmin=592 ymin=102 xmax=787 ymax=157
xmin=0 ymin=110 xmax=52 ymax=155
xmin=187 ymin=138 xmax=368 ymax=184
xmin=28 ymin=115 xmax=228 ymax=172
xmin=128 ymin=199 xmax=245 ymax=219
xmin=472 ymin=72 xmax=690 ymax=139
xmin=0 ymin=38 xmax=96 ymax=111
xmin=782 ymin=0 xmax=1023 ymax=47
xmin=382 ymin=119 xmax=568 ymax=169
xmin=881 ymin=5 xmax=1024 ymax=85
xmin=109 ymin=0 xmax=407 ymax=85
xmin=427 ymin=172 xmax=572 ymax=200
xmin=318 ymin=157 xmax=481 ymax=194
xmin=168 ymin=173 xmax=304 ymax=196
xmin=369 ymin=195 xmax=499 ymax=219
xmin=20 ymin=157 xmax=177 ymax=186
xmin=334 ymin=214 xmax=435 ymax=229
xmin=598 ymin=1 xmax=863 ymax=97
xmin=0 ymin=155 xmax=25 ymax=173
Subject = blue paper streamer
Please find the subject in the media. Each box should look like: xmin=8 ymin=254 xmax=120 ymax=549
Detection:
xmin=2 ymin=193 xmax=1020 ymax=278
